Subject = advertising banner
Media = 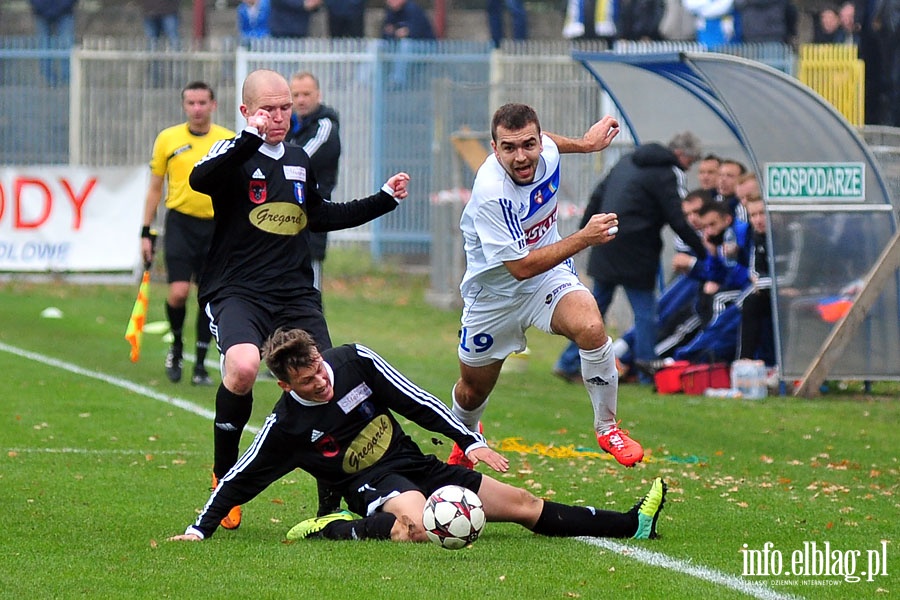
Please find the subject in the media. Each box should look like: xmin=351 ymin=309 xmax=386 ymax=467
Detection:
xmin=0 ymin=167 xmax=145 ymax=272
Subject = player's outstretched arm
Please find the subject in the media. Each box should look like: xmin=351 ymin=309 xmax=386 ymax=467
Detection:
xmin=468 ymin=446 xmax=510 ymax=473
xmin=546 ymin=115 xmax=619 ymax=154
xmin=168 ymin=533 xmax=203 ymax=542
xmin=504 ymin=212 xmax=618 ymax=281
xmin=386 ymin=172 xmax=410 ymax=200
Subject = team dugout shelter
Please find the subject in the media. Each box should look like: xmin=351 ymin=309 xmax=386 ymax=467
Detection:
xmin=573 ymin=51 xmax=900 ymax=395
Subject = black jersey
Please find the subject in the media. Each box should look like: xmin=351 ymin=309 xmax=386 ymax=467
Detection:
xmin=190 ymin=129 xmax=398 ymax=305
xmin=186 ymin=344 xmax=487 ymax=539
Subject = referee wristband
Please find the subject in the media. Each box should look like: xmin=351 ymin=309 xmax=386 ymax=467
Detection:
xmin=141 ymin=226 xmax=152 ymax=239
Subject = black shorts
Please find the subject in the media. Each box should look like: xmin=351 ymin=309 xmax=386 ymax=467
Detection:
xmin=164 ymin=210 xmax=214 ymax=284
xmin=345 ymin=453 xmax=483 ymax=517
xmin=205 ymin=294 xmax=332 ymax=355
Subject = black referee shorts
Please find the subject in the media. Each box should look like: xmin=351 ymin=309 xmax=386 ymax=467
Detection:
xmin=163 ymin=209 xmax=214 ymax=284
xmin=205 ymin=293 xmax=333 ymax=355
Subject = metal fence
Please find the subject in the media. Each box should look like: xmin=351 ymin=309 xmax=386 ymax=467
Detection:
xmin=2 ymin=37 xmax=897 ymax=262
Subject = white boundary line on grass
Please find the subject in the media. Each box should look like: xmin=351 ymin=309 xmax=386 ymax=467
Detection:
xmin=3 ymin=340 xmax=798 ymax=600
xmin=0 ymin=340 xmax=258 ymax=435
xmin=5 ymin=447 xmax=205 ymax=455
xmin=579 ymin=538 xmax=804 ymax=600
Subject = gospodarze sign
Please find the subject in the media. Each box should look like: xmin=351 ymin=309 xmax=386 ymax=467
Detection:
xmin=766 ymin=163 xmax=865 ymax=201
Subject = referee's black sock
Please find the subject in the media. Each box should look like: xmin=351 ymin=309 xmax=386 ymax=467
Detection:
xmin=322 ymin=512 xmax=396 ymax=541
xmin=213 ymin=383 xmax=253 ymax=479
xmin=530 ymin=500 xmax=637 ymax=539
xmin=166 ymin=302 xmax=186 ymax=349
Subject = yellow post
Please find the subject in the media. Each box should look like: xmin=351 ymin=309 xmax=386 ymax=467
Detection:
xmin=798 ymin=44 xmax=865 ymax=126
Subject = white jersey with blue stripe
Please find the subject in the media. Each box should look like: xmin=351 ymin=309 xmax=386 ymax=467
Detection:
xmin=460 ymin=135 xmax=569 ymax=297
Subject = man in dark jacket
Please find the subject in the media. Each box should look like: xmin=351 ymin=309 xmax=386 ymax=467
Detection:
xmin=287 ymin=71 xmax=341 ymax=290
xmin=269 ymin=0 xmax=320 ymax=38
xmin=876 ymin=0 xmax=900 ymax=126
xmin=554 ymin=132 xmax=707 ymax=384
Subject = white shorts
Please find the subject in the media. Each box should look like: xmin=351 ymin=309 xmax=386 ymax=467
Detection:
xmin=458 ymin=269 xmax=587 ymax=367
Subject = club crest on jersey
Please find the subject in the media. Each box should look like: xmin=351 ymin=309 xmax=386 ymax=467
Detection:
xmin=294 ymin=182 xmax=305 ymax=205
xmin=249 ymin=181 xmax=266 ymax=204
xmin=315 ymin=433 xmax=340 ymax=458
xmin=524 ymin=163 xmax=561 ymax=220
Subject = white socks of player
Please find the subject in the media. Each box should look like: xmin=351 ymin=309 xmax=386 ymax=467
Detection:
xmin=451 ymin=383 xmax=488 ymax=432
xmin=580 ymin=338 xmax=619 ymax=435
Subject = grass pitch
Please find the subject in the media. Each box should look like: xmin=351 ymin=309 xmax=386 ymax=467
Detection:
xmin=1 ymin=251 xmax=896 ymax=599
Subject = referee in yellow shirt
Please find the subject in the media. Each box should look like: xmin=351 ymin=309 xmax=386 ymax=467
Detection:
xmin=141 ymin=81 xmax=234 ymax=385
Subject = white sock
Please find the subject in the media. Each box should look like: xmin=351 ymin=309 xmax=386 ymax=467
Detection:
xmin=451 ymin=383 xmax=487 ymax=432
xmin=580 ymin=339 xmax=619 ymax=435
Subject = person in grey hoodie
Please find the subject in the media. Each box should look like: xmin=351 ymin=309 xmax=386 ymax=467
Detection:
xmin=554 ymin=132 xmax=707 ymax=384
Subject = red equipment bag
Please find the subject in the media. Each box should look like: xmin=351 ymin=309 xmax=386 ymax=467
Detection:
xmin=680 ymin=363 xmax=731 ymax=395
xmin=653 ymin=360 xmax=692 ymax=394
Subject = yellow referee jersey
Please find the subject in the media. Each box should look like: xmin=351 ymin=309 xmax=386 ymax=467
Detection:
xmin=149 ymin=122 xmax=235 ymax=219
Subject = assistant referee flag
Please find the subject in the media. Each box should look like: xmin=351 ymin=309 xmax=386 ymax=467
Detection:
xmin=125 ymin=270 xmax=151 ymax=362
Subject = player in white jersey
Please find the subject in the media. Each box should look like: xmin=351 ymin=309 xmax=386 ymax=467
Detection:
xmin=448 ymin=103 xmax=644 ymax=468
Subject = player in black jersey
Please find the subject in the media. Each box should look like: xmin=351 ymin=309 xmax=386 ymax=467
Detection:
xmin=168 ymin=328 xmax=667 ymax=544
xmin=189 ymin=68 xmax=410 ymax=530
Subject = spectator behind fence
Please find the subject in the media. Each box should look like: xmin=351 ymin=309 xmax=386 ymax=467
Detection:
xmin=270 ymin=0 xmax=322 ymax=38
xmin=877 ymin=0 xmax=900 ymax=126
xmin=382 ymin=0 xmax=435 ymax=87
xmin=383 ymin=0 xmax=435 ymax=40
xmin=324 ymin=0 xmax=367 ymax=37
xmin=734 ymin=0 xmax=798 ymax=45
xmin=682 ymin=0 xmax=737 ymax=45
xmin=238 ymin=0 xmax=271 ymax=41
xmin=814 ymin=6 xmax=850 ymax=43
xmin=554 ymin=132 xmax=707 ymax=385
xmin=838 ymin=2 xmax=859 ymax=43
xmin=29 ymin=0 xmax=77 ymax=86
xmin=617 ymin=0 xmax=667 ymax=40
xmin=487 ymin=0 xmax=529 ymax=47
xmin=562 ymin=0 xmax=618 ymax=41
xmin=142 ymin=0 xmax=180 ymax=49
xmin=851 ymin=0 xmax=889 ymax=123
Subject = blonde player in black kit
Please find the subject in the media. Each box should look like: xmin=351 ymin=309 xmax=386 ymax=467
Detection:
xmin=189 ymin=69 xmax=410 ymax=530
xmin=168 ymin=328 xmax=667 ymax=544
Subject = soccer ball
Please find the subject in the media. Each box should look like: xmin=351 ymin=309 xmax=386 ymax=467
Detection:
xmin=422 ymin=484 xmax=486 ymax=550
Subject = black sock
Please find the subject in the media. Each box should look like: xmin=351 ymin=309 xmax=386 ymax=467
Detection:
xmin=166 ymin=303 xmax=186 ymax=348
xmin=316 ymin=481 xmax=344 ymax=517
xmin=196 ymin=309 xmax=212 ymax=352
xmin=213 ymin=384 xmax=253 ymax=478
xmin=530 ymin=500 xmax=637 ymax=539
xmin=195 ymin=342 xmax=209 ymax=369
xmin=323 ymin=512 xmax=396 ymax=540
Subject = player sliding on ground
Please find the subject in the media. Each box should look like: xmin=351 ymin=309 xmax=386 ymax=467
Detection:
xmin=168 ymin=328 xmax=666 ymax=544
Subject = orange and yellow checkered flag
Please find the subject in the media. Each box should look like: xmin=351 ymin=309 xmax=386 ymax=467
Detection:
xmin=125 ymin=269 xmax=151 ymax=362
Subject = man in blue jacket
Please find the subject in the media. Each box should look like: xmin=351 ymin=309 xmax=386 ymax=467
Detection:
xmin=554 ymin=133 xmax=707 ymax=385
